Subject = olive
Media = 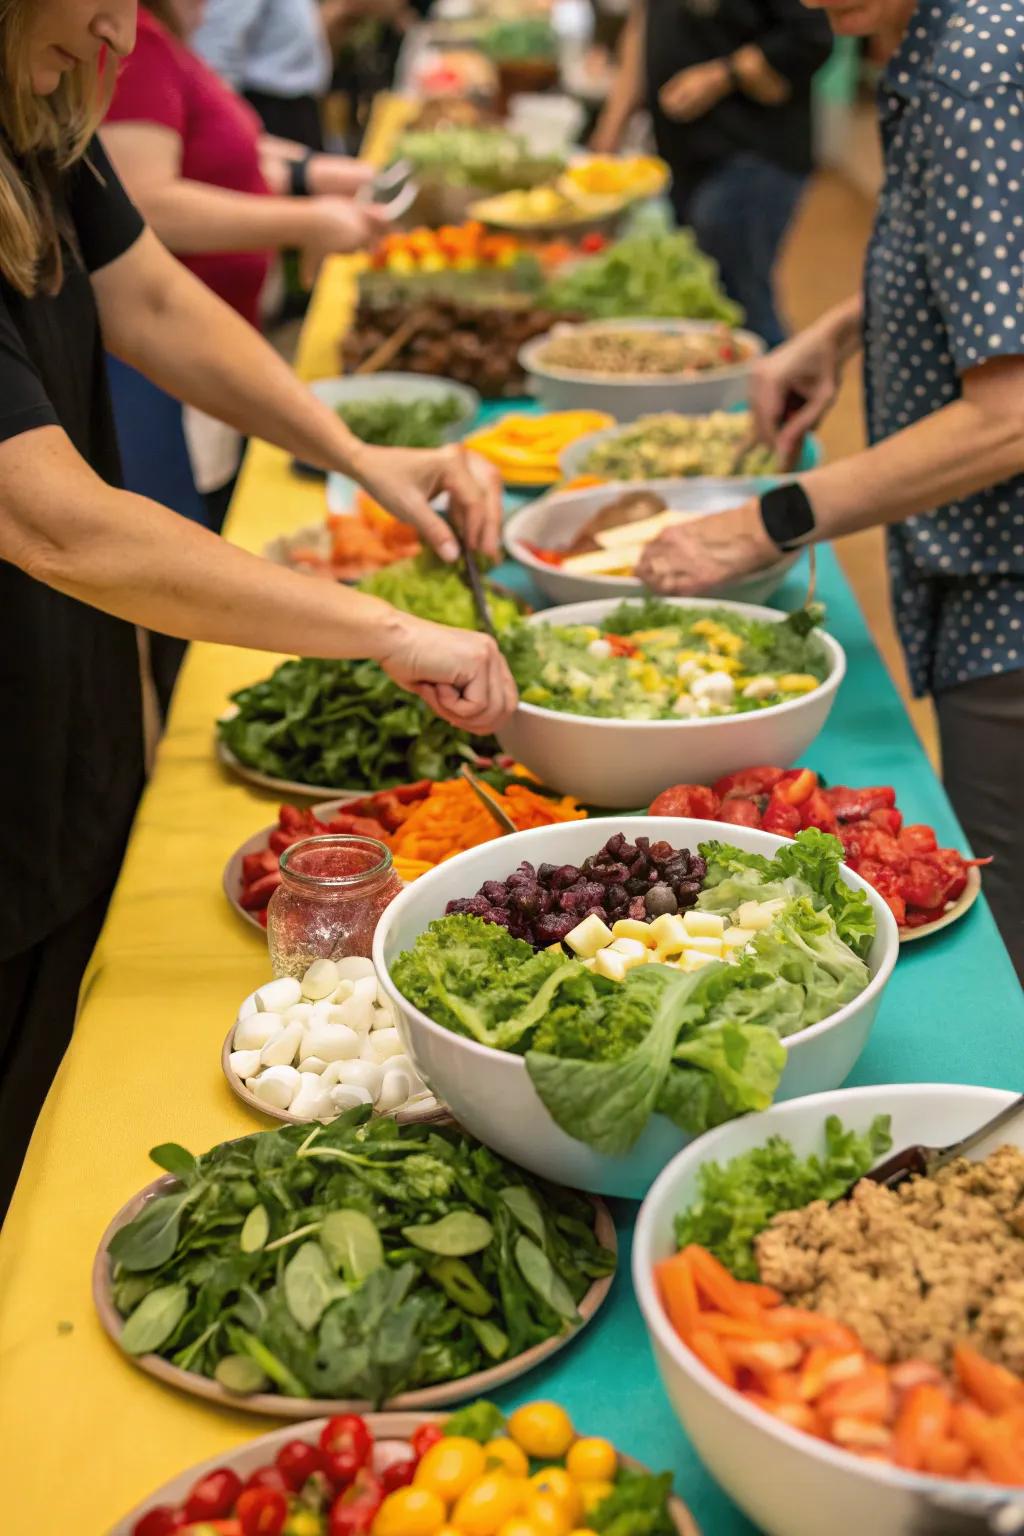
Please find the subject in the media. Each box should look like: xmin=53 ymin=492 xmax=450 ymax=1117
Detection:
xmin=644 ymin=884 xmax=679 ymax=918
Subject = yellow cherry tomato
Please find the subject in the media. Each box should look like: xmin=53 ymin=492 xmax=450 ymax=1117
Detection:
xmin=522 ymin=1493 xmax=571 ymax=1536
xmin=528 ymin=1470 xmax=581 ymax=1524
xmin=451 ymin=1474 xmax=526 ymax=1536
xmin=566 ymin=1440 xmax=617 ymax=1485
xmin=415 ymin=1438 xmax=488 ymax=1503
xmin=575 ymin=1483 xmax=615 ymax=1518
xmin=484 ymin=1440 xmax=530 ymax=1479
xmin=508 ymin=1403 xmax=575 ymax=1461
xmin=373 ymin=1486 xmax=447 ymax=1536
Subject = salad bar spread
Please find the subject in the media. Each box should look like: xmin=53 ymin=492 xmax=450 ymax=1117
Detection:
xmin=578 ymin=413 xmax=777 ymax=481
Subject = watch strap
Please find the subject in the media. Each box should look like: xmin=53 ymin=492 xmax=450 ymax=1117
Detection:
xmin=759 ymin=482 xmax=816 ymax=552
xmin=289 ymin=152 xmax=314 ymax=198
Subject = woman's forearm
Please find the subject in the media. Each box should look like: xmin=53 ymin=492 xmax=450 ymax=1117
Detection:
xmin=121 ymin=177 xmax=317 ymax=255
xmin=804 ymin=376 xmax=1024 ymax=540
xmin=592 ymin=1 xmax=645 ymax=147
xmin=2 ymin=427 xmax=405 ymax=660
xmin=93 ymin=230 xmax=368 ymax=478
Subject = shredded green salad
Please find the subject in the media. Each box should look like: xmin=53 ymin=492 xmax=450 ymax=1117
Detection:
xmin=392 ymin=831 xmax=875 ymax=1155
xmin=501 ymin=598 xmax=830 ymax=720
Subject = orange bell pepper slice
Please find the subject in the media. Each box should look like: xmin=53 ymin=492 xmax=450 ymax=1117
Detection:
xmin=776 ymin=768 xmax=817 ymax=806
xmin=655 ymin=1253 xmax=699 ymax=1342
xmin=954 ymin=1343 xmax=1024 ymax=1416
xmin=891 ymin=1384 xmax=953 ymax=1470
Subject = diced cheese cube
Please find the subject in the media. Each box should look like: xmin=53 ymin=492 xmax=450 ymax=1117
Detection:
xmin=593 ymin=947 xmax=627 ymax=982
xmin=565 ymin=913 xmax=614 ymax=958
xmin=545 ymin=942 xmax=566 ymax=955
xmin=611 ymin=918 xmax=657 ymax=947
xmin=682 ymin=934 xmax=724 ymax=956
xmin=609 ymin=936 xmax=649 ymax=967
xmin=737 ymin=899 xmax=786 ymax=931
xmin=682 ymin=910 xmax=725 ymax=939
xmin=722 ymin=926 xmax=756 ymax=949
xmin=587 ymin=638 xmax=613 ymax=660
xmin=648 ymin=913 xmax=689 ymax=953
xmin=682 ymin=949 xmax=721 ymax=970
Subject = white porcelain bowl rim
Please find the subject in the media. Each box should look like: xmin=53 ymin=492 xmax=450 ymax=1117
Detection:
xmin=632 ymin=1081 xmax=1020 ymax=1501
xmin=507 ymin=595 xmax=846 ymax=731
xmin=373 ymin=817 xmax=899 ymax=1072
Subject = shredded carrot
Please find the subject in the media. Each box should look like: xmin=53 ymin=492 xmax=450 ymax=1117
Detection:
xmin=655 ymin=1253 xmax=700 ymax=1342
xmin=390 ymin=777 xmax=586 ymax=864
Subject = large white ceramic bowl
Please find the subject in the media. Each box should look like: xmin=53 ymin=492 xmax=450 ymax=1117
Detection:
xmin=633 ymin=1083 xmax=1024 ymax=1536
xmin=520 ymin=319 xmax=764 ymax=419
xmin=373 ymin=818 xmax=898 ymax=1198
xmin=505 ymin=478 xmax=798 ymax=606
xmin=494 ymin=596 xmax=845 ymax=807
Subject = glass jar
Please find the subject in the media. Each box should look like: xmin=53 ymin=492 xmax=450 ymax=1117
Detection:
xmin=267 ymin=834 xmax=402 ymax=979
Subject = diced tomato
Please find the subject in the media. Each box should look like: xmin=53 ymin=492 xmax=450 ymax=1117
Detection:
xmin=279 ymin=804 xmax=313 ymax=832
xmin=327 ymin=1468 xmax=383 ymax=1536
xmin=239 ymin=871 xmax=282 ymax=910
xmin=523 ymin=541 xmax=565 ymax=566
xmin=244 ymin=1469 xmax=290 ymax=1496
xmin=716 ymin=797 xmax=762 ymax=828
xmin=242 ymin=850 xmax=278 ymax=884
xmin=823 ymin=785 xmax=896 ymax=821
xmin=276 ymin=1441 xmax=324 ymax=1491
xmin=236 ymin=1487 xmax=288 ymax=1536
xmin=847 ymin=825 xmax=908 ymax=869
xmin=899 ymin=856 xmax=951 ymax=912
xmin=579 ymin=231 xmax=608 ymax=253
xmin=899 ymin=823 xmax=939 ymax=856
xmin=268 ymin=828 xmax=306 ymax=855
xmin=799 ymin=788 xmax=838 ymax=834
xmin=761 ymin=796 xmax=801 ymax=837
xmin=648 ymin=784 xmax=721 ymax=819
xmin=867 ymin=806 xmax=903 ymax=836
xmin=713 ymin=766 xmax=785 ymax=800
xmin=605 ymin=633 xmax=639 ymax=658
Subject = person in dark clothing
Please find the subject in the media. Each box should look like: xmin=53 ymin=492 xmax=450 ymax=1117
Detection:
xmin=0 ymin=0 xmax=514 ymax=1222
xmin=593 ymin=0 xmax=833 ymax=344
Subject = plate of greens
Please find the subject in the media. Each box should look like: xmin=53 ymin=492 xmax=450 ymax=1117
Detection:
xmin=94 ymin=1110 xmax=617 ymax=1418
xmin=216 ymin=655 xmax=501 ymax=799
xmin=309 ymin=375 xmax=480 ymax=450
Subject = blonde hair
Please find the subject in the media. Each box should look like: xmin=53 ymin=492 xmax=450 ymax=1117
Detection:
xmin=0 ymin=0 xmax=114 ymax=295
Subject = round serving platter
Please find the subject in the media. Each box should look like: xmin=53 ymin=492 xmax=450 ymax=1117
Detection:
xmin=222 ymin=797 xmax=364 ymax=932
xmin=94 ymin=1180 xmax=617 ymax=1420
xmin=220 ymin=1022 xmax=452 ymax=1129
xmin=109 ymin=1413 xmax=702 ymax=1536
xmin=898 ymin=864 xmax=982 ymax=944
xmin=216 ymin=736 xmax=369 ymax=802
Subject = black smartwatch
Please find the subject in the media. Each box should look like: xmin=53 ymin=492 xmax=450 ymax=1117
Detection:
xmin=289 ymin=152 xmax=314 ymax=198
xmin=759 ymin=482 xmax=816 ymax=552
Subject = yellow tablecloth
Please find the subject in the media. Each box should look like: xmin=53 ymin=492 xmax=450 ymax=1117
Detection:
xmin=0 ymin=254 xmax=372 ymax=1528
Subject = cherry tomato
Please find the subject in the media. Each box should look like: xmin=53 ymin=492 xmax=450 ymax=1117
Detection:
xmin=329 ymin=1467 xmax=384 ymax=1536
xmin=276 ymin=1440 xmax=324 ymax=1491
xmin=648 ymin=784 xmax=720 ymax=819
xmin=410 ymin=1424 xmax=444 ymax=1460
xmin=244 ymin=1469 xmax=291 ymax=1496
xmin=799 ymin=788 xmax=837 ymax=834
xmin=184 ymin=1470 xmax=244 ymax=1523
xmin=380 ymin=1456 xmax=418 ymax=1494
xmin=715 ymin=796 xmax=761 ymax=828
xmin=321 ymin=1414 xmax=373 ymax=1490
xmin=236 ymin=1488 xmax=288 ymax=1536
xmin=134 ymin=1508 xmax=186 ymax=1536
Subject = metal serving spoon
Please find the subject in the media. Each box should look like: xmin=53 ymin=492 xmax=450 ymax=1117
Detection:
xmin=860 ymin=1092 xmax=1024 ymax=1195
xmin=459 ymin=764 xmax=517 ymax=836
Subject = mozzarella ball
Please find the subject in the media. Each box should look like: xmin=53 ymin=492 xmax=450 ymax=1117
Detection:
xmin=301 ymin=958 xmax=340 ymax=1001
xmin=251 ymin=1064 xmax=300 ymax=1109
xmin=334 ymin=956 xmax=376 ymax=981
xmin=234 ymin=1012 xmax=285 ymax=1052
xmin=329 ymin=1084 xmax=374 ymax=1113
xmin=365 ymin=1027 xmax=404 ymax=1064
xmin=376 ymin=1069 xmax=412 ymax=1114
xmin=254 ymin=977 xmax=302 ymax=1013
xmin=260 ymin=1021 xmax=304 ymax=1067
xmin=228 ymin=1048 xmax=261 ymax=1080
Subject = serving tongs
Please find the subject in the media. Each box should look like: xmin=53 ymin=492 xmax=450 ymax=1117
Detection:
xmin=458 ymin=534 xmax=499 ymax=642
xmin=848 ymin=1092 xmax=1024 ymax=1198
xmin=355 ymin=157 xmax=419 ymax=224
xmin=459 ymin=763 xmax=517 ymax=835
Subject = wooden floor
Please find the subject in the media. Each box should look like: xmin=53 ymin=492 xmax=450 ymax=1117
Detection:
xmin=775 ymin=170 xmax=940 ymax=765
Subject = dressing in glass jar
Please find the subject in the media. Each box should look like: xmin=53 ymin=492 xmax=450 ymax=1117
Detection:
xmin=267 ymin=834 xmax=401 ymax=978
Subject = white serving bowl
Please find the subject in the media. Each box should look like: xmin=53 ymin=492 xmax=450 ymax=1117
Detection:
xmin=633 ymin=1082 xmax=1024 ymax=1536
xmin=520 ymin=319 xmax=764 ymax=419
xmin=494 ymin=595 xmax=844 ymax=807
xmin=373 ymin=818 xmax=898 ymax=1198
xmin=307 ymin=373 xmax=480 ymax=442
xmin=505 ymin=478 xmax=798 ymax=606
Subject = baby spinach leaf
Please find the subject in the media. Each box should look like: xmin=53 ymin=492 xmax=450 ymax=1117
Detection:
xmin=429 ymin=1257 xmax=494 ymax=1317
xmin=240 ymin=1204 xmax=270 ymax=1254
xmin=321 ymin=1209 xmax=384 ymax=1281
xmin=499 ymin=1186 xmax=546 ymax=1246
xmin=228 ymin=1326 xmax=309 ymax=1399
xmin=120 ymin=1282 xmax=189 ymax=1355
xmin=214 ymin=1354 xmax=269 ymax=1396
xmin=466 ymin=1317 xmax=509 ymax=1361
xmin=308 ymin=1264 xmax=425 ymax=1404
xmin=515 ymin=1236 xmax=578 ymax=1320
xmin=108 ymin=1189 xmax=195 ymax=1273
xmin=283 ymin=1242 xmax=348 ymax=1331
xmin=149 ymin=1144 xmax=200 ymax=1185
xmin=402 ymin=1212 xmax=494 ymax=1256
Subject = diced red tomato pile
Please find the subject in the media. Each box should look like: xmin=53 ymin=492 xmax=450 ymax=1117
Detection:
xmin=656 ymin=1245 xmax=1024 ymax=1484
xmin=649 ymin=766 xmax=989 ymax=929
xmin=133 ymin=1414 xmax=438 ymax=1536
xmin=239 ymin=786 xmax=435 ymax=926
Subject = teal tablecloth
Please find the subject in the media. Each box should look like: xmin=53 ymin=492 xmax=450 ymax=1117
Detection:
xmin=484 ymin=537 xmax=1024 ymax=1534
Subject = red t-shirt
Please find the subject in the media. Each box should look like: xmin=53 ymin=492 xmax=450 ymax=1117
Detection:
xmin=106 ymin=12 xmax=272 ymax=327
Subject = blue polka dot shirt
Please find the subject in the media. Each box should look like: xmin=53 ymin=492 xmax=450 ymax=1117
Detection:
xmin=863 ymin=0 xmax=1024 ymax=696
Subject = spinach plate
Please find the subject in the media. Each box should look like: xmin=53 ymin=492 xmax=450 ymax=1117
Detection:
xmin=107 ymin=1111 xmax=615 ymax=1404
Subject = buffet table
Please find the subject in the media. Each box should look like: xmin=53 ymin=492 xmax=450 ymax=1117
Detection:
xmin=2 ymin=256 xmax=1022 ymax=1536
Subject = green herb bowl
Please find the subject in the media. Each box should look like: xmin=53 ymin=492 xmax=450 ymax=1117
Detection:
xmin=374 ymin=818 xmax=899 ymax=1198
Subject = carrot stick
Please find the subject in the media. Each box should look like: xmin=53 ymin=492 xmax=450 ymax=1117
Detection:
xmin=954 ymin=1343 xmax=1024 ymax=1416
xmin=689 ymin=1328 xmax=738 ymax=1387
xmin=818 ymin=1363 xmax=894 ymax=1425
xmin=683 ymin=1246 xmax=765 ymax=1322
xmin=770 ymin=1308 xmax=860 ymax=1350
xmin=701 ymin=1314 xmax=782 ymax=1341
xmin=892 ymin=1384 xmax=953 ymax=1470
xmin=655 ymin=1253 xmax=700 ymax=1342
xmin=952 ymin=1403 xmax=1024 ymax=1485
xmin=923 ymin=1439 xmax=972 ymax=1478
xmin=798 ymin=1345 xmax=867 ymax=1401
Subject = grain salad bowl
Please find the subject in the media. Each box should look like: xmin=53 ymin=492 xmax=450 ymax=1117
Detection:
xmin=373 ymin=818 xmax=898 ymax=1198
xmin=494 ymin=596 xmax=845 ymax=808
xmin=632 ymin=1083 xmax=1024 ymax=1536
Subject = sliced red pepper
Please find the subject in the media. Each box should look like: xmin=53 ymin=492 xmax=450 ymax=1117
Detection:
xmin=713 ymin=766 xmax=785 ymax=800
xmin=523 ymin=541 xmax=565 ymax=567
xmin=823 ymin=785 xmax=897 ymax=821
xmin=775 ymin=768 xmax=817 ymax=806
xmin=867 ymin=806 xmax=903 ymax=836
xmin=239 ymin=871 xmax=282 ymax=910
xmin=799 ymin=788 xmax=838 ymax=834
xmin=761 ymin=796 xmax=801 ymax=837
xmin=604 ymin=633 xmax=639 ymax=658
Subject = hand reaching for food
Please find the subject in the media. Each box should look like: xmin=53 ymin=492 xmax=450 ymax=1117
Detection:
xmin=636 ymin=499 xmax=781 ymax=594
xmin=354 ymin=443 xmax=504 ymax=564
xmin=377 ymin=610 xmax=518 ymax=734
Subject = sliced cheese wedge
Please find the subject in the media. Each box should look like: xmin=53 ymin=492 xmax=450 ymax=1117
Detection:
xmin=593 ymin=510 xmax=687 ymax=549
xmin=561 ymin=545 xmax=644 ymax=576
